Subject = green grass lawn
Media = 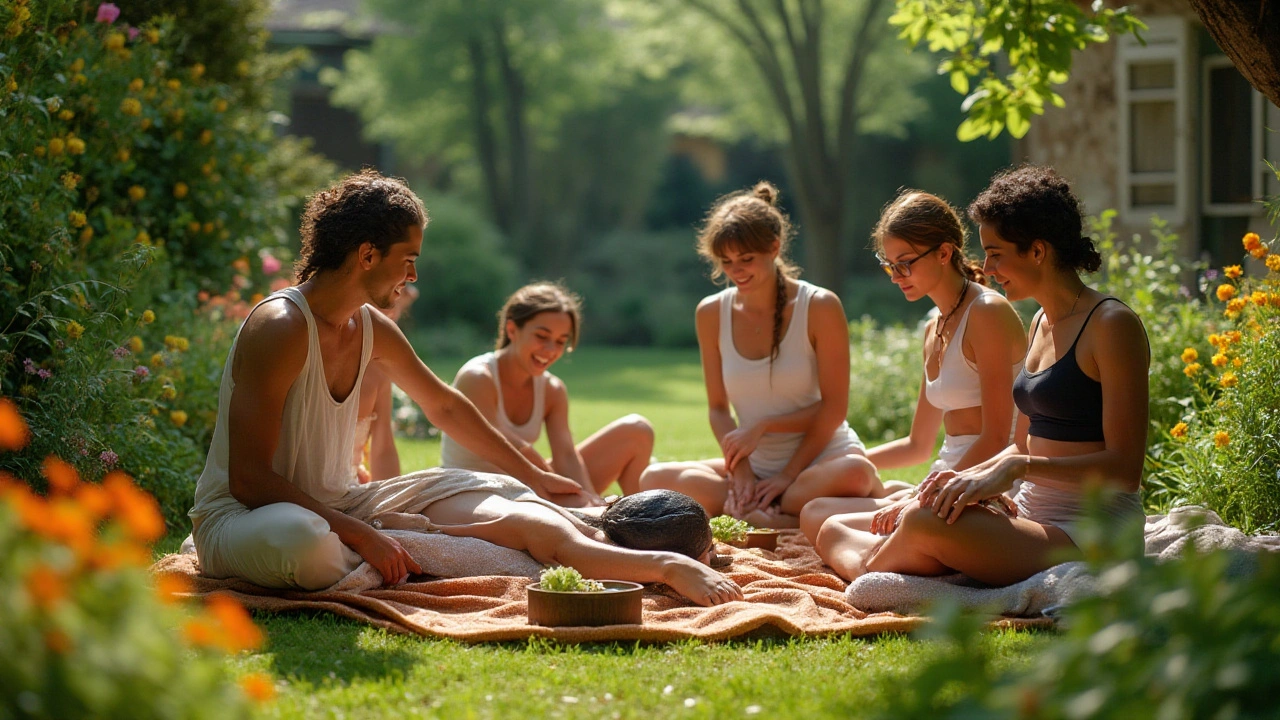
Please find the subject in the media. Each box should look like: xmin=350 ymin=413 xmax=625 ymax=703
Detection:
xmin=225 ymin=347 xmax=1042 ymax=717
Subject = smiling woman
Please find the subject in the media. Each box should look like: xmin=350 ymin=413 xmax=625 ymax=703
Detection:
xmin=438 ymin=282 xmax=655 ymax=506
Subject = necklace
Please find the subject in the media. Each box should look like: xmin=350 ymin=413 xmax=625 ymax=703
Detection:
xmin=934 ymin=278 xmax=970 ymax=349
xmin=1045 ymin=286 xmax=1085 ymax=328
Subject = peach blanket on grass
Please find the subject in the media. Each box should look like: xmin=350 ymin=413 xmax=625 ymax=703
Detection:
xmin=151 ymin=530 xmax=1048 ymax=642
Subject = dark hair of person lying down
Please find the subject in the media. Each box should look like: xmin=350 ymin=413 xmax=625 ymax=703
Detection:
xmin=573 ymin=490 xmax=712 ymax=559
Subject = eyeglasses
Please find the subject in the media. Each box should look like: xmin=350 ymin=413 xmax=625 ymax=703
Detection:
xmin=876 ymin=246 xmax=939 ymax=278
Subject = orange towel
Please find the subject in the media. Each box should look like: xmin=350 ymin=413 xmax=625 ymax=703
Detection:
xmin=150 ymin=530 xmax=1049 ymax=642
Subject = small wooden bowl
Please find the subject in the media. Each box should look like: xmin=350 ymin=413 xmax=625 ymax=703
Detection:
xmin=527 ymin=581 xmax=644 ymax=627
xmin=743 ymin=529 xmax=780 ymax=551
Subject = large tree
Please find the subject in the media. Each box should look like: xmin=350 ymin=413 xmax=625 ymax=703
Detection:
xmin=639 ymin=0 xmax=929 ymax=292
xmin=1187 ymin=0 xmax=1280 ymax=108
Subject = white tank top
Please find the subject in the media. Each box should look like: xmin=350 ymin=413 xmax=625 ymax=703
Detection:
xmin=719 ymin=281 xmax=853 ymax=465
xmin=439 ymin=351 xmax=547 ymax=474
xmin=923 ymin=288 xmax=1023 ymax=413
xmin=189 ymin=287 xmax=373 ymax=525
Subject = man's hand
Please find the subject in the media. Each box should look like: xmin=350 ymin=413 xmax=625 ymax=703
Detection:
xmin=721 ymin=424 xmax=763 ymax=471
xmin=348 ymin=524 xmax=422 ymax=586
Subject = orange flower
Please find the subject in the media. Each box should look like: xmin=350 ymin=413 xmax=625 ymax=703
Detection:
xmin=155 ymin=572 xmax=193 ymax=604
xmin=103 ymin=471 xmax=165 ymax=543
xmin=89 ymin=539 xmax=151 ymax=570
xmin=1225 ymin=331 xmax=1243 ymax=344
xmin=1183 ymin=363 xmax=1202 ymax=377
xmin=74 ymin=482 xmax=113 ymax=519
xmin=207 ymin=593 xmax=264 ymax=652
xmin=1250 ymin=245 xmax=1269 ymax=260
xmin=1216 ymin=284 xmax=1236 ymax=302
xmin=1251 ymin=291 xmax=1267 ymax=306
xmin=44 ymin=629 xmax=72 ymax=654
xmin=1225 ymin=298 xmax=1246 ymax=318
xmin=1224 ymin=265 xmax=1243 ymax=279
xmin=1243 ymin=232 xmax=1262 ymax=252
xmin=0 ymin=397 xmax=31 ymax=450
xmin=1214 ymin=431 xmax=1230 ymax=448
xmin=42 ymin=456 xmax=80 ymax=494
xmin=1170 ymin=422 xmax=1188 ymax=440
xmin=1208 ymin=333 xmax=1224 ymax=349
xmin=239 ymin=673 xmax=276 ymax=703
xmin=128 ymin=185 xmax=146 ymax=202
xmin=1180 ymin=347 xmax=1198 ymax=363
xmin=1219 ymin=372 xmax=1238 ymax=388
xmin=183 ymin=617 xmax=219 ymax=648
xmin=25 ymin=565 xmax=67 ymax=610
xmin=46 ymin=498 xmax=96 ymax=558
xmin=1211 ymin=353 xmax=1228 ymax=368
xmin=1267 ymin=255 xmax=1280 ymax=273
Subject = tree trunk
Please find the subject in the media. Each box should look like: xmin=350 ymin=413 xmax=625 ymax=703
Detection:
xmin=1186 ymin=0 xmax=1280 ymax=108
xmin=467 ymin=36 xmax=511 ymax=235
xmin=491 ymin=18 xmax=533 ymax=264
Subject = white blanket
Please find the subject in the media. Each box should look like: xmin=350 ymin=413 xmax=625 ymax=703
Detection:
xmin=845 ymin=505 xmax=1280 ymax=617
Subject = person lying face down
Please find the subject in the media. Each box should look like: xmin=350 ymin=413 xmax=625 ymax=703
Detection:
xmin=574 ymin=490 xmax=717 ymax=566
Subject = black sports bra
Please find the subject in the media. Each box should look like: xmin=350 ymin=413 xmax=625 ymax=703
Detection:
xmin=1012 ymin=298 xmax=1121 ymax=443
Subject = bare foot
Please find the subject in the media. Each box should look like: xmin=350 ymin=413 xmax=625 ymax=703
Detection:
xmin=816 ymin=521 xmax=887 ymax=581
xmin=741 ymin=507 xmax=800 ymax=529
xmin=662 ymin=558 xmax=743 ymax=606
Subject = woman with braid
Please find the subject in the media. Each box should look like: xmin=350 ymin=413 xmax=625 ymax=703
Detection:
xmin=640 ymin=182 xmax=902 ymax=528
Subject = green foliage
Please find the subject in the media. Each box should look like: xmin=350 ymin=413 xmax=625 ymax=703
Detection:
xmin=890 ymin=0 xmax=1145 ymax=140
xmin=848 ymin=317 xmax=925 ymax=443
xmin=874 ymin=515 xmax=1280 ymax=719
xmin=0 ymin=0 xmax=332 ymax=531
xmin=1150 ymin=228 xmax=1280 ymax=533
xmin=538 ymin=566 xmax=605 ymax=592
xmin=710 ymin=515 xmax=752 ymax=544
xmin=412 ymin=193 xmax=518 ymax=334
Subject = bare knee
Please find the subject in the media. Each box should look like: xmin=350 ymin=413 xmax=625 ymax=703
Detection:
xmin=813 ymin=517 xmax=844 ymax=565
xmin=639 ymin=462 xmax=679 ymax=492
xmin=842 ymin=456 xmax=881 ymax=496
xmin=619 ymin=414 xmax=655 ymax=451
xmin=895 ymin=502 xmax=948 ymax=540
xmin=800 ymin=499 xmax=840 ymax=543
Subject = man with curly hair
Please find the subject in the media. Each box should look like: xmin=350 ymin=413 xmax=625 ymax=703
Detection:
xmin=187 ymin=170 xmax=741 ymax=607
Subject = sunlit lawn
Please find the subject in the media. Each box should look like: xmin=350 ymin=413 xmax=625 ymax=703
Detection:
xmin=226 ymin=347 xmax=1044 ymax=718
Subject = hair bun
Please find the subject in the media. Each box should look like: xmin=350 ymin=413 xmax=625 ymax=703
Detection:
xmin=752 ymin=181 xmax=778 ymax=207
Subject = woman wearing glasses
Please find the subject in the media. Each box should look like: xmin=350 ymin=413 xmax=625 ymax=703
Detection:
xmin=799 ymin=190 xmax=1026 ymax=544
xmin=639 ymin=182 xmax=903 ymax=528
xmin=815 ymin=167 xmax=1148 ymax=586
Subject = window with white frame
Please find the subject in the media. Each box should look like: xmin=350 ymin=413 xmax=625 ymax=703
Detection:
xmin=1116 ymin=18 xmax=1194 ymax=226
xmin=1201 ymin=55 xmax=1266 ymax=216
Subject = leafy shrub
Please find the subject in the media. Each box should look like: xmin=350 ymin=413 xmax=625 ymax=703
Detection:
xmin=538 ymin=566 xmax=604 ymax=592
xmin=848 ymin=316 xmax=926 ymax=443
xmin=873 ymin=512 xmax=1280 ymax=720
xmin=0 ymin=400 xmax=273 ymax=717
xmin=1154 ymin=231 xmax=1280 ymax=532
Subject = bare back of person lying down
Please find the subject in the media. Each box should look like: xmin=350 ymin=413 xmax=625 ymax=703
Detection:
xmin=187 ymin=170 xmax=740 ymax=606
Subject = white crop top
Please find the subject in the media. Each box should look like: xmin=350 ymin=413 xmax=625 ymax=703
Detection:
xmin=439 ymin=351 xmax=547 ymax=474
xmin=923 ymin=288 xmax=1022 ymax=413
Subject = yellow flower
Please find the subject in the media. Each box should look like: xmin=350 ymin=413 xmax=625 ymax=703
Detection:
xmin=66 ymin=137 xmax=84 ymax=155
xmin=33 ymin=146 xmax=45 ymax=158
xmin=129 ymin=78 xmax=144 ymax=93
xmin=1216 ymin=284 xmax=1236 ymax=302
xmin=120 ymin=97 xmax=142 ymax=116
xmin=164 ymin=335 xmax=189 ymax=352
xmin=202 ymin=222 xmax=214 ymax=234
xmin=170 ymin=108 xmax=184 ymax=124
xmin=59 ymin=172 xmax=80 ymax=190
xmin=46 ymin=97 xmax=61 ymax=113
xmin=128 ymin=336 xmax=144 ymax=353
xmin=128 ymin=185 xmax=146 ymax=202
xmin=1267 ymin=255 xmax=1280 ymax=273
xmin=145 ymin=28 xmax=160 ymax=44
xmin=1243 ymin=232 xmax=1262 ymax=252
xmin=1225 ymin=298 xmax=1247 ymax=317
xmin=199 ymin=129 xmax=213 ymax=145
xmin=1170 ymin=422 xmax=1188 ymax=440
xmin=213 ymin=98 xmax=228 ymax=113
xmin=58 ymin=109 xmax=74 ymax=121
xmin=160 ymin=385 xmax=177 ymax=401
xmin=116 ymin=148 xmax=130 ymax=163
xmin=104 ymin=32 xmax=125 ymax=51
xmin=173 ymin=182 xmax=188 ymax=199
xmin=166 ymin=78 xmax=181 ymax=92
xmin=1211 ymin=353 xmax=1228 ymax=368
xmin=140 ymin=118 xmax=152 ymax=130
xmin=170 ymin=410 xmax=188 ymax=427
xmin=69 ymin=58 xmax=85 ymax=73
xmin=150 ymin=353 xmax=165 ymax=367
xmin=79 ymin=226 xmax=94 ymax=243
xmin=48 ymin=137 xmax=65 ymax=156
xmin=1250 ymin=245 xmax=1269 ymax=260
xmin=1180 ymin=347 xmax=1198 ymax=363
xmin=141 ymin=309 xmax=156 ymax=324
xmin=71 ymin=73 xmax=87 ymax=85
xmin=1251 ymin=291 xmax=1268 ymax=306
xmin=1184 ymin=362 xmax=1202 ymax=377
xmin=135 ymin=230 xmax=151 ymax=245
xmin=236 ymin=60 xmax=251 ymax=77
xmin=1225 ymin=331 xmax=1242 ymax=344
xmin=6 ymin=77 xmax=17 ymax=93
xmin=68 ymin=211 xmax=86 ymax=228
xmin=65 ymin=321 xmax=85 ymax=340
xmin=1214 ymin=431 xmax=1230 ymax=448
xmin=191 ymin=63 xmax=205 ymax=80
xmin=1219 ymin=372 xmax=1238 ymax=388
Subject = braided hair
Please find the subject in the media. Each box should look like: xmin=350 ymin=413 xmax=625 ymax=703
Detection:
xmin=697 ymin=181 xmax=801 ymax=364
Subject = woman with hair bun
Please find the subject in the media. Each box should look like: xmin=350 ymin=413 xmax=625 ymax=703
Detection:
xmin=801 ymin=190 xmax=1026 ymax=544
xmin=440 ymin=282 xmax=654 ymax=508
xmin=814 ymin=166 xmax=1150 ymax=586
xmin=640 ymin=182 xmax=900 ymax=528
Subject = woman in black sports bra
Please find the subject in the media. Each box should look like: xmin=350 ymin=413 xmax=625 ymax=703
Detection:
xmin=818 ymin=166 xmax=1149 ymax=587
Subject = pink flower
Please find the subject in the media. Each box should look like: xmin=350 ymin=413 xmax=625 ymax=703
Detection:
xmin=134 ymin=365 xmax=150 ymax=378
xmin=37 ymin=369 xmax=52 ymax=380
xmin=95 ymin=3 xmax=121 ymax=23
xmin=99 ymin=450 xmax=118 ymax=466
xmin=113 ymin=345 xmax=131 ymax=359
xmin=127 ymin=26 xmax=140 ymax=40
xmin=261 ymin=252 xmax=282 ymax=275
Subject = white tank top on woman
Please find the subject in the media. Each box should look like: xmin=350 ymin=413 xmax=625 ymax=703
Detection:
xmin=719 ymin=280 xmax=861 ymax=478
xmin=439 ymin=351 xmax=548 ymax=474
xmin=190 ymin=287 xmax=374 ymax=527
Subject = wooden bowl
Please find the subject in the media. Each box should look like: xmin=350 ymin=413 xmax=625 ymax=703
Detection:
xmin=743 ymin=529 xmax=780 ymax=551
xmin=527 ymin=581 xmax=644 ymax=627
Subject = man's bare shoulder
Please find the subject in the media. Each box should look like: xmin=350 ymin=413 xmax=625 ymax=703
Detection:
xmin=233 ymin=298 xmax=308 ymax=380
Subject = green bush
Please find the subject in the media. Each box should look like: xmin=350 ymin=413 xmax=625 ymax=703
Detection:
xmin=848 ymin=316 xmax=926 ymax=443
